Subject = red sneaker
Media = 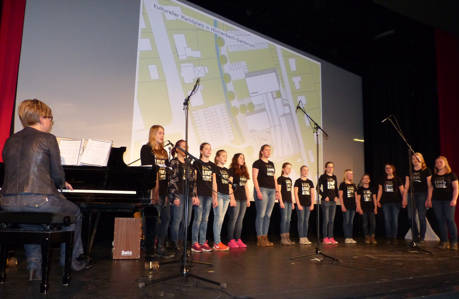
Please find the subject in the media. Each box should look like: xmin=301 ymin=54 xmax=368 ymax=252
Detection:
xmin=213 ymin=242 xmax=230 ymax=251
xmin=228 ymin=239 xmax=239 ymax=249
xmin=236 ymin=239 xmax=247 ymax=248
xmin=191 ymin=242 xmax=202 ymax=253
xmin=329 ymin=238 xmax=339 ymax=244
xmin=200 ymin=241 xmax=213 ymax=252
xmin=323 ymin=237 xmax=332 ymax=244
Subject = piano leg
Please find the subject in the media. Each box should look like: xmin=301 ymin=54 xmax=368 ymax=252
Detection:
xmin=88 ymin=211 xmax=101 ymax=257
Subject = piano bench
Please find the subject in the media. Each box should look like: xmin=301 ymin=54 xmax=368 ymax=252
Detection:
xmin=0 ymin=211 xmax=75 ymax=294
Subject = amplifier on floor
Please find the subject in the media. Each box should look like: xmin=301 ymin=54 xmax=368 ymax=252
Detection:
xmin=112 ymin=217 xmax=142 ymax=260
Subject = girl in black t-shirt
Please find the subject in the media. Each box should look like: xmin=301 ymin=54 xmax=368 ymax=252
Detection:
xmin=339 ymin=169 xmax=358 ymax=244
xmin=227 ymin=153 xmax=251 ymax=249
xmin=168 ymin=140 xmax=197 ymax=251
xmin=191 ymin=143 xmax=218 ymax=253
xmin=252 ymin=144 xmax=279 ymax=247
xmin=317 ymin=161 xmax=339 ymax=244
xmin=376 ymin=164 xmax=405 ymax=244
xmin=277 ymin=162 xmax=295 ymax=246
xmin=140 ymin=125 xmax=171 ymax=258
xmin=212 ymin=150 xmax=234 ymax=251
xmin=427 ymin=156 xmax=458 ymax=250
xmin=403 ymin=152 xmax=432 ymax=242
xmin=356 ymin=174 xmax=377 ymax=245
xmin=294 ymin=165 xmax=315 ymax=245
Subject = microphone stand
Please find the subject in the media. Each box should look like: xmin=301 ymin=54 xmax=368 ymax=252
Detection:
xmin=138 ymin=79 xmax=227 ymax=289
xmin=384 ymin=116 xmax=432 ymax=255
xmin=290 ymin=105 xmax=339 ymax=263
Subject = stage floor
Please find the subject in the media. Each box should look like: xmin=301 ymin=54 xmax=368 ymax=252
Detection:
xmin=1 ymin=240 xmax=459 ymax=298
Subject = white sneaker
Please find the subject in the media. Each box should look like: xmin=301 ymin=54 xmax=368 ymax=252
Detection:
xmin=350 ymin=238 xmax=357 ymax=244
xmin=345 ymin=238 xmax=353 ymax=244
xmin=304 ymin=238 xmax=311 ymax=245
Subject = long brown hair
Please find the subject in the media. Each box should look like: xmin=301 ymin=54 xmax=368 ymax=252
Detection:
xmin=148 ymin=125 xmax=168 ymax=159
xmin=281 ymin=162 xmax=292 ymax=175
xmin=230 ymin=153 xmax=250 ymax=179
xmin=384 ymin=163 xmax=396 ymax=177
xmin=199 ymin=142 xmax=210 ymax=159
xmin=434 ymin=155 xmax=452 ymax=174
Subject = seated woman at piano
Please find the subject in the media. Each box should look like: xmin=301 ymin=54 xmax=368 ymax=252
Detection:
xmin=140 ymin=125 xmax=173 ymax=258
xmin=0 ymin=99 xmax=90 ymax=280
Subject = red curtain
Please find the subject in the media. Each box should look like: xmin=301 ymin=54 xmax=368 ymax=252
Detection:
xmin=435 ymin=29 xmax=459 ymax=224
xmin=0 ymin=0 xmax=26 ymax=162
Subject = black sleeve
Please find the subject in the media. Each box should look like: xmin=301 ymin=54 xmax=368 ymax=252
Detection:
xmin=252 ymin=160 xmax=260 ymax=169
xmin=317 ymin=175 xmax=324 ymax=196
xmin=277 ymin=176 xmax=282 ymax=185
xmin=140 ymin=144 xmax=155 ymax=165
xmin=48 ymin=135 xmax=65 ymax=188
xmin=425 ymin=168 xmax=432 ymax=177
xmin=294 ymin=179 xmax=300 ymax=188
xmin=452 ymin=173 xmax=458 ymax=181
xmin=310 ymin=180 xmax=315 ymax=188
xmin=396 ymin=176 xmax=403 ymax=187
xmin=339 ymin=182 xmax=345 ymax=191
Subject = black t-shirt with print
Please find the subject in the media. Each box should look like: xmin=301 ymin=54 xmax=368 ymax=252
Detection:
xmin=318 ymin=174 xmax=338 ymax=200
xmin=277 ymin=176 xmax=293 ymax=203
xmin=432 ymin=172 xmax=458 ymax=201
xmin=252 ymin=159 xmax=275 ymax=189
xmin=216 ymin=166 xmax=231 ymax=195
xmin=194 ymin=160 xmax=217 ymax=197
xmin=294 ymin=178 xmax=314 ymax=206
xmin=408 ymin=167 xmax=432 ymax=194
xmin=357 ymin=186 xmax=376 ymax=212
xmin=229 ymin=168 xmax=248 ymax=201
xmin=379 ymin=176 xmax=403 ymax=204
xmin=339 ymin=182 xmax=357 ymax=210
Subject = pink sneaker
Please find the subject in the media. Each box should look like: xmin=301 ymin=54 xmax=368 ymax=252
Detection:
xmin=323 ymin=237 xmax=331 ymax=244
xmin=329 ymin=238 xmax=339 ymax=244
xmin=228 ymin=239 xmax=239 ymax=249
xmin=200 ymin=241 xmax=213 ymax=252
xmin=191 ymin=242 xmax=202 ymax=253
xmin=236 ymin=239 xmax=247 ymax=248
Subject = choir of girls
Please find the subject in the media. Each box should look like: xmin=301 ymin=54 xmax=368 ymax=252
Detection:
xmin=142 ymin=125 xmax=459 ymax=258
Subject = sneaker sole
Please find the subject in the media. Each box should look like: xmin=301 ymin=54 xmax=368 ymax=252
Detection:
xmin=191 ymin=249 xmax=202 ymax=253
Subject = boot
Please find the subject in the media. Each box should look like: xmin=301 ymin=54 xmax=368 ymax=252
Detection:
xmin=280 ymin=233 xmax=290 ymax=246
xmin=364 ymin=236 xmax=370 ymax=244
xmin=264 ymin=235 xmax=274 ymax=247
xmin=451 ymin=243 xmax=458 ymax=250
xmin=257 ymin=235 xmax=264 ymax=247
xmin=371 ymin=234 xmax=377 ymax=245
xmin=286 ymin=233 xmax=295 ymax=245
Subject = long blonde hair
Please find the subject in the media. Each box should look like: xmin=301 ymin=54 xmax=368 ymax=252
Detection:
xmin=434 ymin=155 xmax=452 ymax=174
xmin=148 ymin=125 xmax=168 ymax=159
xmin=343 ymin=169 xmax=353 ymax=183
xmin=413 ymin=152 xmax=427 ymax=170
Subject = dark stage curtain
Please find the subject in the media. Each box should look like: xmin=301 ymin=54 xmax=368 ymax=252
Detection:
xmin=0 ymin=0 xmax=26 ymax=162
xmin=435 ymin=29 xmax=459 ymax=226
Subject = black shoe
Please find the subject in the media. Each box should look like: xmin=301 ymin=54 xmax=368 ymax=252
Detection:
xmin=28 ymin=269 xmax=42 ymax=281
xmin=72 ymin=259 xmax=93 ymax=272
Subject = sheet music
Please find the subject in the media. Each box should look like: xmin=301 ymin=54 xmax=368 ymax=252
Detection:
xmin=78 ymin=138 xmax=113 ymax=167
xmin=58 ymin=138 xmax=83 ymax=166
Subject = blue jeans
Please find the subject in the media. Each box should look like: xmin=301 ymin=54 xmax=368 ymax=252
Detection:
xmin=0 ymin=194 xmax=84 ymax=271
xmin=343 ymin=209 xmax=356 ymax=238
xmin=432 ymin=200 xmax=458 ymax=243
xmin=213 ymin=193 xmax=230 ymax=244
xmin=280 ymin=202 xmax=293 ymax=234
xmin=407 ymin=192 xmax=427 ymax=240
xmin=362 ymin=211 xmax=376 ymax=236
xmin=227 ymin=200 xmax=247 ymax=240
xmin=254 ymin=187 xmax=276 ymax=236
xmin=297 ymin=208 xmax=311 ymax=238
xmin=170 ymin=194 xmax=193 ymax=243
xmin=321 ymin=200 xmax=336 ymax=238
xmin=382 ymin=202 xmax=400 ymax=238
xmin=192 ymin=195 xmax=212 ymax=244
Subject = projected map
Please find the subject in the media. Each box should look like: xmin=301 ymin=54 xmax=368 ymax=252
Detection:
xmin=131 ymin=0 xmax=322 ymax=182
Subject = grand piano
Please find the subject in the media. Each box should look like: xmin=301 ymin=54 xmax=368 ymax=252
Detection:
xmin=0 ymin=147 xmax=156 ymax=257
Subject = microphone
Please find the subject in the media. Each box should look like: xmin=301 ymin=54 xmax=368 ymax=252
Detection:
xmin=164 ymin=140 xmax=174 ymax=148
xmin=296 ymin=100 xmax=303 ymax=112
xmin=380 ymin=114 xmax=392 ymax=123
